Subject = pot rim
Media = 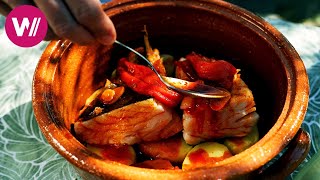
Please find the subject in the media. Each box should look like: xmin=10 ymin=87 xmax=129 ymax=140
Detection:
xmin=32 ymin=0 xmax=309 ymax=179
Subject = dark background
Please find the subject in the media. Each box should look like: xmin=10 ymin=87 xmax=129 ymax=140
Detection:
xmin=227 ymin=0 xmax=320 ymax=26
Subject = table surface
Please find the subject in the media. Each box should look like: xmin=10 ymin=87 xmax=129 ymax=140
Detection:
xmin=0 ymin=1 xmax=320 ymax=180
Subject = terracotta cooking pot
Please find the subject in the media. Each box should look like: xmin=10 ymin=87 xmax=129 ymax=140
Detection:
xmin=32 ymin=0 xmax=310 ymax=179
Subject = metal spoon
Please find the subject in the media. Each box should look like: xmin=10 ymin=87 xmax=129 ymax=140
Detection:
xmin=114 ymin=40 xmax=230 ymax=98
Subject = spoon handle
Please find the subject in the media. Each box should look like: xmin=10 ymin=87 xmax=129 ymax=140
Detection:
xmin=115 ymin=40 xmax=156 ymax=71
xmin=114 ymin=40 xmax=171 ymax=85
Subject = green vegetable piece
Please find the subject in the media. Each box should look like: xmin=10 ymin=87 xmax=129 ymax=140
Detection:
xmin=224 ymin=125 xmax=259 ymax=155
xmin=161 ymin=54 xmax=175 ymax=76
xmin=182 ymin=142 xmax=232 ymax=170
xmin=110 ymin=69 xmax=117 ymax=80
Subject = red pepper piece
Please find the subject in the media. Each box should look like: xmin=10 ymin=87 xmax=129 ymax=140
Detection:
xmin=117 ymin=58 xmax=182 ymax=107
xmin=186 ymin=52 xmax=237 ymax=89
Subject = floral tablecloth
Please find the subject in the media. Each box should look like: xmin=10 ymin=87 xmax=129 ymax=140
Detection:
xmin=0 ymin=9 xmax=320 ymax=180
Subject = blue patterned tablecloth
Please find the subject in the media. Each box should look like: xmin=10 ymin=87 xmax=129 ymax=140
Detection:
xmin=0 ymin=13 xmax=319 ymax=180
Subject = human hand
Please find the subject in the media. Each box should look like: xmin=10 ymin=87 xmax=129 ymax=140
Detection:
xmin=0 ymin=0 xmax=116 ymax=45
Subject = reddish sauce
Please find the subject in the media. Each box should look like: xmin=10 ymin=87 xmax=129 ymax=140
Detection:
xmin=185 ymin=98 xmax=211 ymax=134
xmin=209 ymin=95 xmax=231 ymax=111
xmin=139 ymin=136 xmax=182 ymax=160
xmin=134 ymin=159 xmax=176 ymax=170
xmin=183 ymin=97 xmax=233 ymax=136
xmin=188 ymin=148 xmax=232 ymax=165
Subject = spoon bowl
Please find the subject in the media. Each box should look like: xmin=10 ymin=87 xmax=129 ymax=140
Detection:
xmin=114 ymin=40 xmax=230 ymax=98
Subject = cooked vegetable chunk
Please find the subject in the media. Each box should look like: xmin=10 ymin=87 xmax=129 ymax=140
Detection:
xmin=182 ymin=142 xmax=232 ymax=170
xmin=134 ymin=159 xmax=177 ymax=170
xmin=161 ymin=54 xmax=175 ymax=76
xmin=139 ymin=135 xmax=192 ymax=163
xmin=87 ymin=144 xmax=136 ymax=165
xmin=224 ymin=125 xmax=259 ymax=154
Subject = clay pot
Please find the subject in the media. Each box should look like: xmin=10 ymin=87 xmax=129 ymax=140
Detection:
xmin=32 ymin=0 xmax=310 ymax=179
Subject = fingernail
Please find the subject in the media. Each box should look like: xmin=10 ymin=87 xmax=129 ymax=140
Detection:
xmin=99 ymin=35 xmax=115 ymax=46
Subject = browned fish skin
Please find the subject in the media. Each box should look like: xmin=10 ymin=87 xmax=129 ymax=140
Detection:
xmin=74 ymin=98 xmax=182 ymax=145
xmin=181 ymin=74 xmax=259 ymax=145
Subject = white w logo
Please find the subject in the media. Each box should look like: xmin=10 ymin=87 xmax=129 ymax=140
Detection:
xmin=12 ymin=17 xmax=41 ymax=37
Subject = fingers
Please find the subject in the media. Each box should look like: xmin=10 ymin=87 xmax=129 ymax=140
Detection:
xmin=2 ymin=0 xmax=116 ymax=45
xmin=1 ymin=0 xmax=59 ymax=41
xmin=34 ymin=0 xmax=95 ymax=45
xmin=64 ymin=0 xmax=116 ymax=45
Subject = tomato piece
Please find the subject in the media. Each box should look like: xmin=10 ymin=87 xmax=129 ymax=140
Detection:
xmin=117 ymin=58 xmax=182 ymax=107
xmin=186 ymin=52 xmax=237 ymax=89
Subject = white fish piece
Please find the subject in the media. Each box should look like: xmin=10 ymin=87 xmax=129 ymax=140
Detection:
xmin=181 ymin=74 xmax=259 ymax=145
xmin=74 ymin=98 xmax=182 ymax=145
